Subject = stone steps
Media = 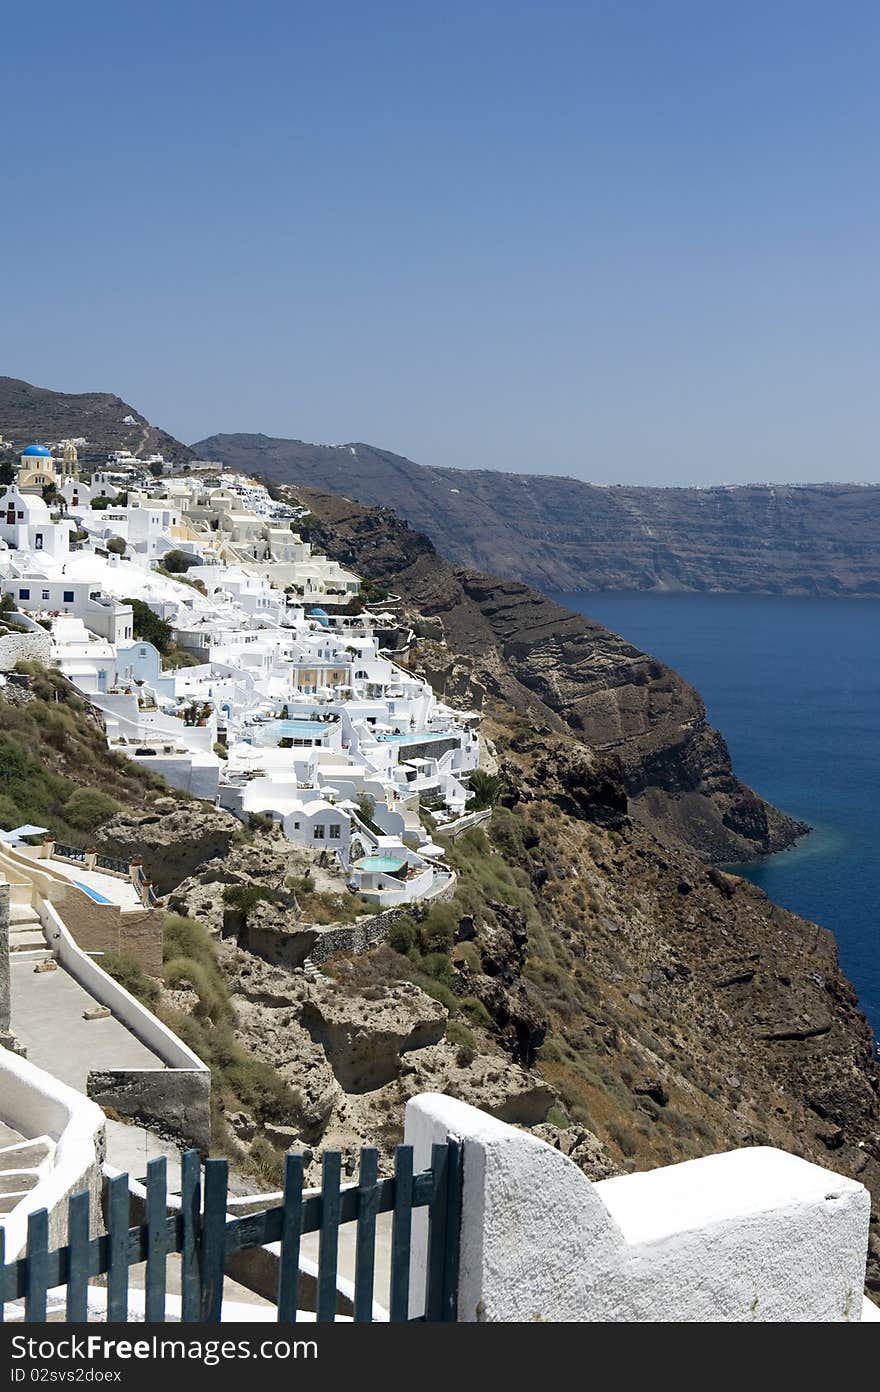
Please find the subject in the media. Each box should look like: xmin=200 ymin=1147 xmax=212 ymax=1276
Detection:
xmin=10 ymin=929 xmax=48 ymax=953
xmin=8 ymin=903 xmax=40 ymax=926
xmin=0 ymin=1135 xmax=55 ymax=1216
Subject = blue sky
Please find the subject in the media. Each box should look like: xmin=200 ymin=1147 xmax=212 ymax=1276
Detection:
xmin=2 ymin=1 xmax=878 ymax=484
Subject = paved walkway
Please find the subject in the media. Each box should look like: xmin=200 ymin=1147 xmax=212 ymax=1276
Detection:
xmin=8 ymin=956 xmax=180 ymax=1180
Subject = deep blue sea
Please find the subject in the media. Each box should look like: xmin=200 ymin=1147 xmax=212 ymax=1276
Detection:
xmin=548 ymin=592 xmax=880 ymax=1039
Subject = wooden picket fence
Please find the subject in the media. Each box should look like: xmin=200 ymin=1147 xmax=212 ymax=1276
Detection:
xmin=0 ymin=1140 xmax=462 ymax=1323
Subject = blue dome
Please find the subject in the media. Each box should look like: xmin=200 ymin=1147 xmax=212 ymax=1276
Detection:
xmin=309 ymin=607 xmax=330 ymax=627
xmin=22 ymin=444 xmax=51 ymax=457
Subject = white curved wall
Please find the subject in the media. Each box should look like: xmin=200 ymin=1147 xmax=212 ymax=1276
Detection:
xmin=0 ymin=1048 xmax=105 ymax=1260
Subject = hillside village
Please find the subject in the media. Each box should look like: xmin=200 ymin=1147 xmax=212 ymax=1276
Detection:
xmin=0 ymin=439 xmax=481 ymax=907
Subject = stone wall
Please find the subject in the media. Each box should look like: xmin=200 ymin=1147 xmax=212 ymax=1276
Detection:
xmin=0 ymin=628 xmax=52 ymax=671
xmin=87 ymin=1068 xmax=211 ymax=1155
xmin=54 ymin=898 xmax=164 ymax=976
xmin=307 ymin=906 xmax=409 ymax=964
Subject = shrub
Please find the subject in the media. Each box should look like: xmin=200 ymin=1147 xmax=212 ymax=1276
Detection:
xmin=222 ymin=883 xmax=281 ymax=916
xmin=100 ymin=951 xmax=160 ymax=1007
xmin=125 ymin=599 xmax=174 ymax=654
xmin=62 ymin=786 xmax=120 ymax=831
xmin=459 ymin=995 xmax=493 ymax=1028
xmin=163 ymin=913 xmax=221 ymax=972
xmin=388 ymin=915 xmax=418 ymax=955
xmin=417 ymin=903 xmax=457 ymax=955
xmin=161 ymin=549 xmax=199 ymax=574
xmin=106 ymin=536 xmax=126 ymax=555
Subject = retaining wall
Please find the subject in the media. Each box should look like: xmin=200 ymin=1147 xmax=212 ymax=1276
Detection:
xmin=0 ymin=628 xmax=52 ymax=671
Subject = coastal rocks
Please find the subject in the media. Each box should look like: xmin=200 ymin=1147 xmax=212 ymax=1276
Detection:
xmin=300 ymin=982 xmax=447 ymax=1092
xmin=92 ymin=800 xmax=243 ymax=895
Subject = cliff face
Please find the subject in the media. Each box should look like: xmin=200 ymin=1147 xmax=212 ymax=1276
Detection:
xmin=195 ymin=431 xmax=880 ymax=597
xmin=299 ymin=487 xmax=803 ymax=863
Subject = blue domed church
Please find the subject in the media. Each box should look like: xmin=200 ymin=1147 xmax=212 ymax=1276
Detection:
xmin=17 ymin=442 xmax=79 ymax=494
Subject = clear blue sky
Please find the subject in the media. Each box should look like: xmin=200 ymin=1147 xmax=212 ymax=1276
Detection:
xmin=3 ymin=1 xmax=878 ymax=484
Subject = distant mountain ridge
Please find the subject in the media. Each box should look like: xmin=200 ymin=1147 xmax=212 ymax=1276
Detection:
xmin=0 ymin=376 xmax=193 ymax=463
xmin=194 ymin=431 xmax=880 ymax=597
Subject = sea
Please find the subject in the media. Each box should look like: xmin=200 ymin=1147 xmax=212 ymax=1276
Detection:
xmin=548 ymin=591 xmax=880 ymax=1041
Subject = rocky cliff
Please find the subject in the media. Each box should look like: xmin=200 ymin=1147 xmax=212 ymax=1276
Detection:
xmin=194 ymin=431 xmax=880 ymax=597
xmin=297 ymin=487 xmax=805 ymax=863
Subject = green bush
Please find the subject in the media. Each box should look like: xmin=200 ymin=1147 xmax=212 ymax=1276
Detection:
xmin=163 ymin=913 xmax=222 ymax=972
xmin=106 ymin=536 xmax=126 ymax=555
xmin=161 ymin=549 xmax=199 ymax=574
xmin=163 ymin=956 xmax=233 ymax=1025
xmin=100 ymin=951 xmax=160 ymax=1007
xmin=222 ymin=883 xmax=281 ymax=915
xmin=125 ymin=599 xmax=174 ymax=654
xmin=418 ymin=903 xmax=457 ymax=955
xmin=62 ymin=786 xmax=120 ymax=831
xmin=388 ymin=914 xmax=419 ymax=954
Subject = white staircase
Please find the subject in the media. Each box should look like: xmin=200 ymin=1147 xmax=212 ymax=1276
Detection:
xmin=7 ymin=898 xmax=51 ymax=962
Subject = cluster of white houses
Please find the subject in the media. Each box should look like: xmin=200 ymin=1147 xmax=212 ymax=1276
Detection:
xmin=0 ymin=442 xmax=480 ymax=906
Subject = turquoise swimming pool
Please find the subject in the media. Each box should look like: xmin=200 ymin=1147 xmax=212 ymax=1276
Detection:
xmin=377 ymin=732 xmax=457 ymax=744
xmin=75 ymin=881 xmax=112 ymax=905
xmin=354 ymin=855 xmax=406 ymax=874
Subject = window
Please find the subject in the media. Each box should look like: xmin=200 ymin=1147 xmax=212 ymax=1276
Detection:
xmin=293 ymin=821 xmax=300 ymax=830
xmin=63 ymin=591 xmax=74 ymax=604
xmin=313 ymin=824 xmax=326 ymax=840
xmin=42 ymin=589 xmax=50 ymax=601
xmin=18 ymin=589 xmax=29 ymax=600
xmin=35 ymin=533 xmax=43 ymax=549
xmin=329 ymin=824 xmax=341 ymax=839
xmin=139 ymin=648 xmax=147 ymax=657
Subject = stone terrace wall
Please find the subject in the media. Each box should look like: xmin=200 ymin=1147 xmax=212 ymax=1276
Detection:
xmin=0 ymin=628 xmax=52 ymax=671
xmin=308 ymin=906 xmax=409 ymax=964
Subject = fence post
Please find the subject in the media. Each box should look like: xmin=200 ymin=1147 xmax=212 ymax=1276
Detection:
xmin=179 ymin=1149 xmax=202 ymax=1323
xmin=389 ymin=1145 xmax=414 ymax=1322
xmin=24 ymin=1209 xmax=49 ymax=1323
xmin=66 ymin=1189 xmax=90 ymax=1322
xmin=145 ymin=1157 xmax=168 ymax=1322
xmin=316 ymin=1152 xmax=341 ymax=1323
xmin=106 ymin=1172 xmax=130 ymax=1321
xmin=200 ymin=1159 xmax=228 ymax=1322
xmin=353 ymin=1147 xmax=379 ymax=1322
xmin=277 ymin=1152 xmax=304 ymax=1323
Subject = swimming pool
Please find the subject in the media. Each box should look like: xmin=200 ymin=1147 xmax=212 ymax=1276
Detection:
xmin=354 ymin=855 xmax=407 ymax=874
xmin=75 ymin=881 xmax=112 ymax=905
xmin=377 ymin=732 xmax=458 ymax=744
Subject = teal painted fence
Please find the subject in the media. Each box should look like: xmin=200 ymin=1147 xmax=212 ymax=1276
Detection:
xmin=0 ymin=1140 xmax=462 ymax=1324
